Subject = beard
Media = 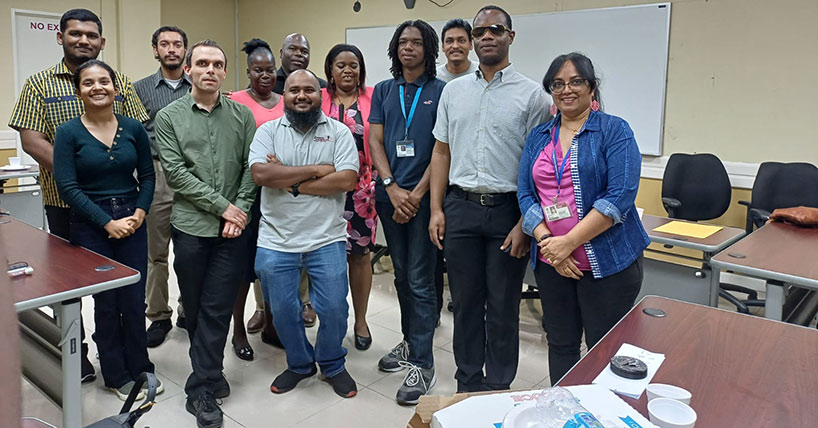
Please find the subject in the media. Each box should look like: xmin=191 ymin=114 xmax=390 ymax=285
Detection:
xmin=156 ymin=54 xmax=183 ymax=70
xmin=285 ymin=106 xmax=322 ymax=132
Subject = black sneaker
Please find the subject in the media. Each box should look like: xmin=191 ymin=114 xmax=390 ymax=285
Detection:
xmin=396 ymin=364 xmax=436 ymax=405
xmin=378 ymin=340 xmax=409 ymax=372
xmin=146 ymin=319 xmax=172 ymax=348
xmin=327 ymin=369 xmax=357 ymax=398
xmin=176 ymin=316 xmax=187 ymax=330
xmin=214 ymin=373 xmax=230 ymax=399
xmin=270 ymin=366 xmax=317 ymax=394
xmin=185 ymin=391 xmax=223 ymax=428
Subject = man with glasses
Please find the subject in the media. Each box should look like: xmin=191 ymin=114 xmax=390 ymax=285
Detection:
xmin=429 ymin=5 xmax=550 ymax=393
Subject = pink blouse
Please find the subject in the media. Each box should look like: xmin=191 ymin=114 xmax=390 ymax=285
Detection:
xmin=229 ymin=90 xmax=284 ymax=127
xmin=532 ymin=139 xmax=591 ymax=270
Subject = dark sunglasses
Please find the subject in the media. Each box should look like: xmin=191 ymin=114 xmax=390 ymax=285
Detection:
xmin=471 ymin=24 xmax=511 ymax=39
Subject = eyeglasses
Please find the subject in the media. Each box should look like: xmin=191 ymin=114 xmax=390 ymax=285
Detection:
xmin=471 ymin=24 xmax=511 ymax=39
xmin=549 ymin=78 xmax=588 ymax=93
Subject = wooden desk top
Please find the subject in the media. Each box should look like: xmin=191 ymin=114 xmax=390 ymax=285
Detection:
xmin=711 ymin=222 xmax=818 ymax=288
xmin=641 ymin=214 xmax=745 ymax=252
xmin=558 ymin=296 xmax=818 ymax=426
xmin=1 ymin=218 xmax=139 ymax=311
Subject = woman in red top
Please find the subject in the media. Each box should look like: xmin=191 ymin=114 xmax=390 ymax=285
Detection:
xmin=321 ymin=44 xmax=378 ymax=350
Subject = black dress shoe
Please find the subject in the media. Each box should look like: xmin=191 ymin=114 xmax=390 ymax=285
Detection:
xmin=261 ymin=330 xmax=284 ymax=349
xmin=176 ymin=316 xmax=186 ymax=330
xmin=231 ymin=337 xmax=254 ymax=361
xmin=146 ymin=319 xmax=173 ymax=348
xmin=354 ymin=327 xmax=372 ymax=351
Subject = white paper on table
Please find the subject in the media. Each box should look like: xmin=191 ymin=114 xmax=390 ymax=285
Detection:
xmin=568 ymin=384 xmax=658 ymax=428
xmin=636 ymin=207 xmax=644 ymax=219
xmin=592 ymin=343 xmax=665 ymax=399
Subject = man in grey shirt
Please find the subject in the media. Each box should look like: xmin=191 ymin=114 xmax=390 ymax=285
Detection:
xmin=250 ymin=70 xmax=360 ymax=399
xmin=436 ymin=18 xmax=479 ymax=83
xmin=134 ymin=25 xmax=192 ymax=347
xmin=429 ymin=5 xmax=551 ymax=393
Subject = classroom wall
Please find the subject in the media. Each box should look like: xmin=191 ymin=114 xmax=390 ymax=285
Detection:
xmin=236 ymin=0 xmax=817 ymax=165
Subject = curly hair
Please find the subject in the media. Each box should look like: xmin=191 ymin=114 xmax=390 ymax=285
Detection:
xmin=387 ymin=20 xmax=438 ymax=80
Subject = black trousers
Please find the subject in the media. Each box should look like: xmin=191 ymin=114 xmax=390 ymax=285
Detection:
xmin=443 ymin=191 xmax=527 ymax=392
xmin=535 ymin=256 xmax=643 ymax=384
xmin=172 ymin=226 xmax=249 ymax=398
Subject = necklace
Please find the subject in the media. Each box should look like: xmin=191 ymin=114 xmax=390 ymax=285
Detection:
xmin=561 ymin=112 xmax=590 ymax=135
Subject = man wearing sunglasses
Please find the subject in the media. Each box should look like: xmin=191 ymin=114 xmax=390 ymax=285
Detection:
xmin=429 ymin=5 xmax=550 ymax=393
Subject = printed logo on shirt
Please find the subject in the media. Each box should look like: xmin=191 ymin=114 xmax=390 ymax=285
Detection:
xmin=423 ymin=100 xmax=434 ymax=105
xmin=314 ymin=135 xmax=334 ymax=143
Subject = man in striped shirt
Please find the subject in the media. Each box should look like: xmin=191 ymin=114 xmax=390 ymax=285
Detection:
xmin=134 ymin=26 xmax=192 ymax=348
xmin=8 ymin=8 xmax=148 ymax=383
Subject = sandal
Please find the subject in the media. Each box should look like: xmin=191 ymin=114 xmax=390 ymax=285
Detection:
xmin=231 ymin=337 xmax=254 ymax=361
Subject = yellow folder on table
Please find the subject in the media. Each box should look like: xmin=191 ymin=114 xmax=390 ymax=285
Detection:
xmin=652 ymin=221 xmax=723 ymax=239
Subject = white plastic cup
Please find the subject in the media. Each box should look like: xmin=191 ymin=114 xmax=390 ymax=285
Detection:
xmin=646 ymin=383 xmax=692 ymax=404
xmin=8 ymin=156 xmax=21 ymax=166
xmin=648 ymin=397 xmax=697 ymax=428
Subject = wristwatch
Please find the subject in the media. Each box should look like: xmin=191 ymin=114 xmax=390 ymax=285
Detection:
xmin=291 ymin=182 xmax=301 ymax=197
xmin=382 ymin=177 xmax=395 ymax=187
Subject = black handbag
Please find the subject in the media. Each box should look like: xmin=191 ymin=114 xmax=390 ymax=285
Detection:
xmin=84 ymin=372 xmax=158 ymax=428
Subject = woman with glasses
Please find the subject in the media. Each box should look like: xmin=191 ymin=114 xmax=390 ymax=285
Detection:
xmin=517 ymin=52 xmax=649 ymax=383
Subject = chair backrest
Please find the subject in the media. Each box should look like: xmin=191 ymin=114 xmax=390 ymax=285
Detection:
xmin=750 ymin=162 xmax=818 ymax=213
xmin=661 ymin=153 xmax=732 ymax=221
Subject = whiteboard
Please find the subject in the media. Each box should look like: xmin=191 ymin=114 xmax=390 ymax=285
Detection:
xmin=346 ymin=3 xmax=671 ymax=156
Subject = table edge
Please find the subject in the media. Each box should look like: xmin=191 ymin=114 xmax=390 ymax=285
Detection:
xmin=13 ymin=272 xmax=141 ymax=312
xmin=711 ymin=258 xmax=818 ymax=290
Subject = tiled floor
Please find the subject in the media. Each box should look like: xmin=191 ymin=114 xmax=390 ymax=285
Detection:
xmin=21 ymin=263 xmax=554 ymax=428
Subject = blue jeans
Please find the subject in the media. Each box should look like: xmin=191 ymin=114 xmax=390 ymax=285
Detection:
xmin=376 ymin=198 xmax=437 ymax=368
xmin=255 ymin=241 xmax=349 ymax=377
xmin=69 ymin=198 xmax=153 ymax=389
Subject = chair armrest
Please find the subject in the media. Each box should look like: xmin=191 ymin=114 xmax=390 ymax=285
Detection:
xmin=738 ymin=200 xmax=751 ymax=207
xmin=661 ymin=197 xmax=681 ymax=218
xmin=749 ymin=208 xmax=771 ymax=229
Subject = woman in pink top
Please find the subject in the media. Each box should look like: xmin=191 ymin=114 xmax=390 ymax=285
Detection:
xmin=321 ymin=44 xmax=378 ymax=351
xmin=228 ymin=38 xmax=285 ymax=361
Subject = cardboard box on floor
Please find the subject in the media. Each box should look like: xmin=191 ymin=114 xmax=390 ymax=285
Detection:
xmin=406 ymin=390 xmax=512 ymax=428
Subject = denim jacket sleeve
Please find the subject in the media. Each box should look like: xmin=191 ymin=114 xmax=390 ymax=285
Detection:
xmin=518 ymin=128 xmax=544 ymax=237
xmin=591 ymin=118 xmax=642 ymax=225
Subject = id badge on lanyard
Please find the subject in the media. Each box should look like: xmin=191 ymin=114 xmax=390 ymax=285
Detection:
xmin=543 ymin=123 xmax=573 ymax=222
xmin=396 ymin=83 xmax=423 ymax=158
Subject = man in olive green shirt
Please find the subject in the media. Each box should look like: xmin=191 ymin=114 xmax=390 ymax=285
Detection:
xmin=155 ymin=40 xmax=256 ymax=428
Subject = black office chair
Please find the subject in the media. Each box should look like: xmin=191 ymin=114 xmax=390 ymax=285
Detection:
xmin=659 ymin=153 xmax=756 ymax=309
xmin=661 ymin=153 xmax=732 ymax=221
xmin=723 ymin=162 xmax=818 ymax=314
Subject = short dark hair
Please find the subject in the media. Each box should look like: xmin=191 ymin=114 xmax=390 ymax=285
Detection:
xmin=185 ymin=40 xmax=227 ymax=68
xmin=72 ymin=59 xmax=118 ymax=91
xmin=542 ymin=52 xmax=602 ymax=108
xmin=60 ymin=8 xmax=102 ymax=35
xmin=241 ymin=38 xmax=274 ymax=66
xmin=324 ymin=44 xmax=367 ymax=93
xmin=441 ymin=18 xmax=473 ymax=42
xmin=152 ymin=26 xmax=187 ymax=48
xmin=387 ymin=20 xmax=439 ymax=80
xmin=474 ymin=5 xmax=512 ymax=29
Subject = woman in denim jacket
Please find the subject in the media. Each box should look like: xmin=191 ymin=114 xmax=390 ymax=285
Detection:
xmin=517 ymin=53 xmax=650 ymax=383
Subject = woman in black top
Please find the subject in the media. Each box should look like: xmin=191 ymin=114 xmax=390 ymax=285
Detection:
xmin=53 ymin=60 xmax=159 ymax=401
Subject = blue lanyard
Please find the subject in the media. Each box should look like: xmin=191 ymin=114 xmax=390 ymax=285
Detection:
xmin=551 ymin=122 xmax=572 ymax=203
xmin=399 ymin=83 xmax=424 ymax=139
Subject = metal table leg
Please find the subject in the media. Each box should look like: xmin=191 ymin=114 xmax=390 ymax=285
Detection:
xmin=764 ymin=281 xmax=785 ymax=321
xmin=708 ymin=263 xmax=721 ymax=307
xmin=57 ymin=298 xmax=82 ymax=428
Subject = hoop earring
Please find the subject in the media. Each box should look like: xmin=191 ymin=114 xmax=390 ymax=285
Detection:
xmin=549 ymin=103 xmax=558 ymax=116
xmin=591 ymin=99 xmax=600 ymax=112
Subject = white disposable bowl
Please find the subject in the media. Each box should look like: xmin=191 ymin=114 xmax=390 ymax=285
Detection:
xmin=648 ymin=398 xmax=697 ymax=428
xmin=646 ymin=383 xmax=692 ymax=404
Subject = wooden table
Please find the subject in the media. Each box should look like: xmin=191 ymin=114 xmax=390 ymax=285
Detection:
xmin=641 ymin=214 xmax=745 ymax=306
xmin=711 ymin=221 xmax=818 ymax=320
xmin=558 ymin=296 xmax=818 ymax=426
xmin=0 ymin=165 xmax=39 ymax=185
xmin=2 ymin=217 xmax=140 ymax=428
